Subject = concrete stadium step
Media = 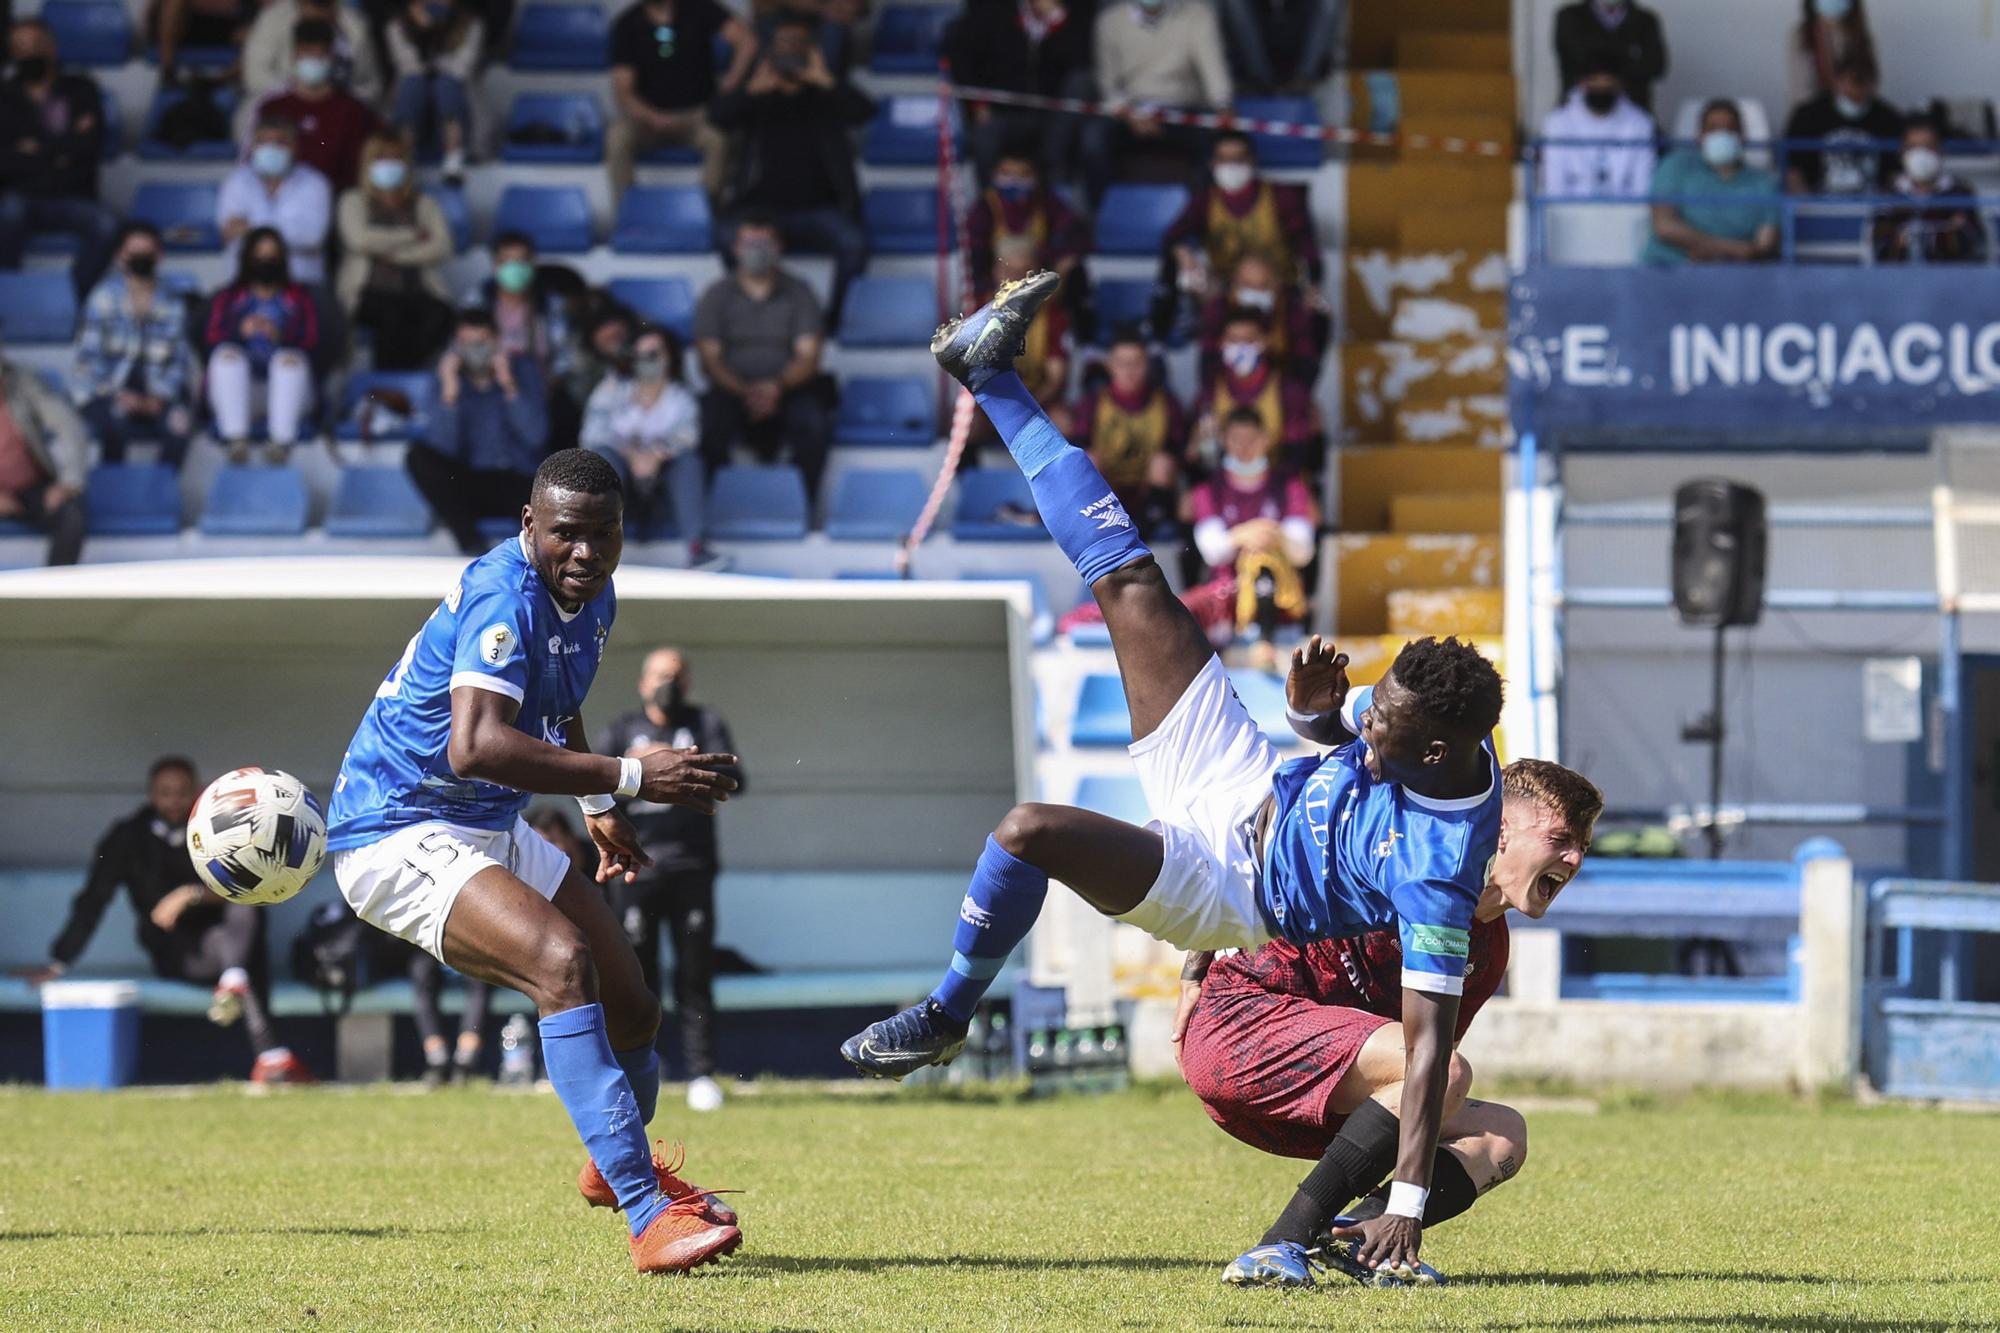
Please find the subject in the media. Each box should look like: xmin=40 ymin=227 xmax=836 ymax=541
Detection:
xmin=1387 ymin=586 xmax=1504 ymax=638
xmin=1350 ymin=0 xmax=1507 ymax=66
xmin=1390 ymin=490 xmax=1503 ymax=535
xmin=1339 ymin=338 xmax=1504 ymax=442
xmin=1332 ymin=532 xmax=1499 ymax=636
xmin=1338 ymin=444 xmax=1503 ymax=532
xmin=1393 ymin=394 xmax=1509 ymax=448
xmin=1345 ymin=246 xmax=1507 ymax=341
xmin=1394 ymin=31 xmax=1512 ymax=71
xmin=1391 ymin=291 xmax=1506 ymax=342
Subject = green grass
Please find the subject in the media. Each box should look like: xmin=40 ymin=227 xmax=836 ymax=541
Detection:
xmin=2 ymin=1081 xmax=1998 ymax=1331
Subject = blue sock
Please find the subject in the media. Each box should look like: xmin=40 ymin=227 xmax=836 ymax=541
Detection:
xmin=614 ymin=1041 xmax=660 ymax=1127
xmin=928 ymin=836 xmax=1048 ymax=1023
xmin=539 ymin=1004 xmax=665 ymax=1237
xmin=972 ymin=371 xmax=1153 ymax=586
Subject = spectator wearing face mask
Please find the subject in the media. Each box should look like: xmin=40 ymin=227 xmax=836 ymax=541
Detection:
xmin=75 ymin=222 xmax=198 ymax=468
xmin=1159 ymin=130 xmax=1318 ymax=310
xmin=0 ymin=19 xmax=120 ymax=300
xmin=1790 ymin=0 xmax=1876 ymax=111
xmin=1537 ymin=55 xmax=1655 ymax=199
xmin=968 ymin=144 xmax=1092 ymax=300
xmin=244 ymin=0 xmax=384 ymax=106
xmin=1197 ymin=251 xmax=1322 ymax=387
xmin=1197 ymin=308 xmax=1320 ymax=476
xmin=1784 ymin=51 xmax=1901 ymax=196
xmin=337 ymin=132 xmax=453 ymax=369
xmin=1070 ymin=327 xmax=1187 ymax=533
xmin=203 ymin=227 xmax=321 ymax=464
xmin=218 ymin=114 xmax=333 ymax=286
xmin=406 ymin=306 xmax=549 ymax=553
xmin=582 ymin=325 xmax=720 ymax=570
xmin=1642 ymin=98 xmax=1780 ymax=265
xmin=553 ymin=306 xmax=635 ymax=451
xmin=386 ymin=0 xmax=484 ymax=182
xmin=479 ymin=231 xmax=573 ymax=381
xmin=1872 ymin=116 xmax=1985 ymax=264
xmin=1188 ymin=406 xmax=1316 ymax=670
xmin=1553 ymin=0 xmax=1666 ymax=113
xmin=248 ymin=20 xmax=381 ymax=192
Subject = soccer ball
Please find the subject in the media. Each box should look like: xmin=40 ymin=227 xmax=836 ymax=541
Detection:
xmin=186 ymin=767 xmax=327 ymax=906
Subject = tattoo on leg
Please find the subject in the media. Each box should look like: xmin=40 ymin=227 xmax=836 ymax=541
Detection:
xmin=1463 ymin=1098 xmax=1484 ymax=1109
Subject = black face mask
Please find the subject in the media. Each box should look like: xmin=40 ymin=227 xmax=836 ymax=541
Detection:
xmin=14 ymin=57 xmax=51 ymax=83
xmin=126 ymin=253 xmax=158 ymax=279
xmin=1583 ymin=87 xmax=1618 ymax=114
xmin=249 ymin=258 xmax=287 ymax=286
xmin=650 ymin=681 xmax=685 ymax=715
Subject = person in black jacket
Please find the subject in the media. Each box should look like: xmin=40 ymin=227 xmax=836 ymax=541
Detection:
xmin=1553 ymin=0 xmax=1667 ymax=112
xmin=0 ymin=19 xmax=121 ymax=299
xmin=947 ymin=0 xmax=1096 ymax=183
xmin=10 ymin=757 xmax=313 ymax=1084
xmin=595 ymin=647 xmax=745 ymax=1113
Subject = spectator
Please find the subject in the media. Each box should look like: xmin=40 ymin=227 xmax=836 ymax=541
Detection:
xmin=596 ymin=646 xmax=747 ymax=1112
xmin=218 ymin=114 xmax=334 ymax=286
xmin=1187 ymin=406 xmax=1315 ymax=670
xmin=1196 ymin=307 xmax=1320 ymax=475
xmin=478 ymin=231 xmax=574 ymax=380
xmin=693 ymin=214 xmax=832 ymax=499
xmin=1160 ymin=131 xmax=1320 ymax=317
xmin=582 ymin=325 xmax=717 ymax=569
xmin=244 ymin=0 xmax=384 ymax=107
xmin=75 ymin=222 xmax=197 ymax=468
xmin=0 ymin=341 xmax=88 ymax=565
xmin=709 ymin=14 xmax=874 ymax=326
xmin=948 ymin=0 xmax=1097 ymax=183
xmin=11 ymin=757 xmax=312 ymax=1084
xmin=0 ymin=19 xmax=119 ymax=300
xmin=386 ymin=0 xmax=484 ymax=181
xmin=1198 ymin=251 xmax=1322 ymax=387
xmin=251 ymin=20 xmax=382 ymax=193
xmin=1071 ymin=327 xmax=1186 ymax=534
xmin=150 ymin=0 xmax=258 ymax=84
xmin=1553 ymin=0 xmax=1667 ymax=111
xmin=203 ymin=226 xmax=321 ymax=463
xmin=1789 ymin=0 xmax=1876 ymax=111
xmin=752 ymin=0 xmax=860 ymax=80
xmin=406 ymin=307 xmax=548 ymax=553
xmin=608 ymin=0 xmax=756 ymax=202
xmin=553 ymin=304 xmax=637 ymax=451
xmin=336 ymin=132 xmax=454 ymax=369
xmin=1872 ymin=116 xmax=1986 ymax=264
xmin=1216 ymin=0 xmax=1342 ymax=97
xmin=1537 ymin=55 xmax=1656 ymax=199
xmin=968 ymin=144 xmax=1092 ymax=299
xmin=1642 ymin=98 xmax=1781 ymax=265
xmin=968 ymin=236 xmax=1072 ymax=458
xmin=1082 ymin=0 xmax=1232 ymax=206
xmin=1784 ymin=51 xmax=1901 ymax=196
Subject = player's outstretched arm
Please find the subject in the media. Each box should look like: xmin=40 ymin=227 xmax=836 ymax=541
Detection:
xmin=448 ymin=688 xmax=740 ymax=807
xmin=1345 ymin=987 xmax=1460 ymax=1275
xmin=1285 ymin=635 xmax=1355 ymax=747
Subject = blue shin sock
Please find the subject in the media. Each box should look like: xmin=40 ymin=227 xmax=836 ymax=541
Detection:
xmin=614 ymin=1041 xmax=660 ymax=1126
xmin=972 ymin=371 xmax=1153 ymax=586
xmin=929 ymin=836 xmax=1049 ymax=1023
xmin=540 ymin=1004 xmax=665 ymax=1237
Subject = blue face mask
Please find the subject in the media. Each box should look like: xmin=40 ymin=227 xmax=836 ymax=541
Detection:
xmin=368 ymin=158 xmax=408 ymax=191
xmin=294 ymin=55 xmax=331 ymax=86
xmin=993 ymin=178 xmax=1033 ymax=202
xmin=1814 ymin=0 xmax=1852 ymax=19
xmin=1700 ymin=129 xmax=1743 ymax=168
xmin=251 ymin=143 xmax=292 ymax=178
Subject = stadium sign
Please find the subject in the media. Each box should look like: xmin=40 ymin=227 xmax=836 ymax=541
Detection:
xmin=1509 ymin=267 xmax=2000 ymax=444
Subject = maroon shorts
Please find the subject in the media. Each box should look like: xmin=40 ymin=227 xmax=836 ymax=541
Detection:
xmin=1179 ymin=982 xmax=1392 ymax=1161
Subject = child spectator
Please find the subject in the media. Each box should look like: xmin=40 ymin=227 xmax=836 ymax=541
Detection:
xmin=1197 ymin=251 xmax=1322 ymax=387
xmin=1071 ymin=328 xmax=1186 ymax=534
xmin=1187 ymin=407 xmax=1316 ymax=669
xmin=203 ymin=227 xmax=321 ymax=463
xmin=1872 ymin=116 xmax=1986 ymax=264
xmin=1196 ymin=308 xmax=1320 ymax=476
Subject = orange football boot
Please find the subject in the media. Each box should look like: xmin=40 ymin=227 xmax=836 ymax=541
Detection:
xmin=579 ymin=1140 xmax=738 ymax=1225
xmin=629 ymin=1194 xmax=742 ymax=1275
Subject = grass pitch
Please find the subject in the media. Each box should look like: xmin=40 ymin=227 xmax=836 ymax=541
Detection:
xmin=2 ymin=1081 xmax=1997 ymax=1331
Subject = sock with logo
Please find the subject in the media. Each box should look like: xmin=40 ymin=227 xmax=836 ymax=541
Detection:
xmin=972 ymin=370 xmax=1153 ymax=586
xmin=614 ymin=1040 xmax=660 ymax=1125
xmin=928 ymin=835 xmax=1049 ymax=1023
xmin=539 ymin=1003 xmax=666 ymax=1237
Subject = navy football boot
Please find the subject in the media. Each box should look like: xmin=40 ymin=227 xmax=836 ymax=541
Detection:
xmin=930 ymin=269 xmax=1062 ymax=391
xmin=840 ymin=999 xmax=969 ymax=1080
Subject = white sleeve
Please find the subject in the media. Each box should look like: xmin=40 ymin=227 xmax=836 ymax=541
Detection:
xmin=1193 ymin=516 xmax=1235 ymax=568
xmin=1280 ymin=516 xmax=1315 ymax=566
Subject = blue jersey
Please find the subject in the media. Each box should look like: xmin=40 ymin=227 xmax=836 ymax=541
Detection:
xmin=328 ymin=536 xmax=616 ymax=850
xmin=1257 ymin=686 xmax=1501 ymax=997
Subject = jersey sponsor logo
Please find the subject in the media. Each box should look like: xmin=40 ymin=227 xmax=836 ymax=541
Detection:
xmin=1407 ymin=923 xmax=1470 ymax=958
xmin=959 ymin=896 xmax=994 ymax=930
xmin=1080 ymin=492 xmax=1133 ymax=531
xmin=479 ymin=623 xmax=517 ymax=667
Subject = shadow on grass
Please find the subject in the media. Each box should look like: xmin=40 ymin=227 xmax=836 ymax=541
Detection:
xmin=1464 ymin=1270 xmax=1897 ymax=1288
xmin=0 ymin=1223 xmax=468 ymax=1243
xmin=1474 ymin=1319 xmax=1965 ymax=1332
xmin=737 ymin=1253 xmax=1219 ymax=1276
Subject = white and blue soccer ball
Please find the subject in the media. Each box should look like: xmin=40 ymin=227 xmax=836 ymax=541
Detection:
xmin=185 ymin=767 xmax=327 ymax=906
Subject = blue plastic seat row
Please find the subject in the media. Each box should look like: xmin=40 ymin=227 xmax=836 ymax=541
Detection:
xmin=1070 ymin=668 xmax=1296 ymax=748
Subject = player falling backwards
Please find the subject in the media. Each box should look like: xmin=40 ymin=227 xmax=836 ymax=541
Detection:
xmin=842 ymin=272 xmax=1585 ymax=1281
xmin=325 ymin=449 xmax=745 ymax=1275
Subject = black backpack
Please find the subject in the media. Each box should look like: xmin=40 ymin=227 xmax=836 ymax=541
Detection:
xmin=289 ymin=902 xmax=376 ymax=1015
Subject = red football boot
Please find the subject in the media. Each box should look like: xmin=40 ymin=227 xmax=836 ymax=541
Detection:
xmin=250 ymin=1049 xmax=316 ymax=1085
xmin=628 ymin=1194 xmax=742 ymax=1275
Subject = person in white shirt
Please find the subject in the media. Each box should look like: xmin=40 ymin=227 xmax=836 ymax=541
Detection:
xmin=581 ymin=326 xmax=717 ymax=570
xmin=216 ymin=115 xmax=334 ymax=287
xmin=1538 ymin=57 xmax=1657 ymax=200
xmin=1081 ymin=0 xmax=1233 ymax=206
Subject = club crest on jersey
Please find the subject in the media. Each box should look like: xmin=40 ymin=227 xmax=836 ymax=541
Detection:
xmin=1375 ymin=829 xmax=1404 ymax=858
xmin=1080 ymin=493 xmax=1132 ymax=531
xmin=479 ymin=623 xmax=516 ymax=666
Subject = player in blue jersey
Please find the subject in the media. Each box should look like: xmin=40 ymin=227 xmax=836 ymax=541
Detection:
xmin=327 ymin=449 xmax=746 ymax=1275
xmin=840 ymin=272 xmax=1585 ymax=1281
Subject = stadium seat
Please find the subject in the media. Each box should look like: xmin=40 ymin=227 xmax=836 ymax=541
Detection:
xmin=863 ymin=188 xmax=943 ymax=255
xmin=1070 ymin=673 xmax=1131 ymax=747
xmin=1091 ymin=278 xmax=1169 ymax=345
xmin=706 ymin=465 xmax=809 ymax=541
xmin=961 ymin=570 xmax=1054 ymax=645
xmin=325 ymin=467 xmax=434 ymax=538
xmin=1093 ymin=184 xmax=1188 ymax=255
xmin=336 ymin=371 xmax=434 ymax=442
xmin=1541 ymin=203 xmax=1649 ymax=266
xmin=1234 ymin=95 xmax=1323 ymax=170
xmin=431 ymin=188 xmax=471 ymax=251
xmin=0 ymin=273 xmax=78 ymax=344
xmin=825 ymin=468 xmax=929 ymax=541
xmin=493 ymin=185 xmax=594 ymax=253
xmin=1074 ymin=774 xmax=1150 ymax=825
xmin=1225 ymin=667 xmax=1299 ymax=746
xmin=475 ymin=516 xmax=521 ymax=544
xmin=638 ymin=141 xmax=701 ymax=165
xmin=199 ymin=466 xmax=309 ymax=537
xmin=836 ymin=276 xmax=937 ymax=347
xmin=138 ymin=86 xmax=241 ymax=161
xmin=834 ymin=376 xmax=937 ymax=445
xmin=40 ymin=0 xmax=132 ymax=66
xmin=500 ymin=93 xmax=605 ymax=164
xmin=508 ymin=3 xmax=609 ymax=69
xmin=869 ymin=5 xmax=953 ymax=73
xmin=864 ymin=95 xmax=954 ymax=166
xmin=950 ymin=466 xmax=1042 ymax=541
xmin=610 ymin=186 xmax=714 ymax=254
xmin=606 ymin=277 xmax=695 ymax=339
xmin=131 ymin=182 xmax=222 ymax=252
xmin=84 ymin=464 xmax=181 ymax=535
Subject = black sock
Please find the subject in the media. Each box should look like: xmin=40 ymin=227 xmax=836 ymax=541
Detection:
xmin=1260 ymin=1100 xmax=1399 ymax=1247
xmin=1351 ymin=1147 xmax=1481 ymax=1230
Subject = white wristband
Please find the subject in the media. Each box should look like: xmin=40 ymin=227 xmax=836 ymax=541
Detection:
xmin=576 ymin=792 xmax=615 ymax=816
xmin=1385 ymin=1182 xmax=1429 ymax=1221
xmin=614 ymin=755 xmax=643 ymax=798
xmin=1284 ymin=704 xmax=1329 ymax=726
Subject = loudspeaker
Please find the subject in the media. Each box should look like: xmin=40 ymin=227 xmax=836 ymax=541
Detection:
xmin=1672 ymin=479 xmax=1767 ymax=627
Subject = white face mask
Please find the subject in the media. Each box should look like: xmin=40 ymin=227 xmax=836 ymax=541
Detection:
xmin=1213 ymin=162 xmax=1254 ymax=194
xmin=1814 ymin=0 xmax=1852 ymax=18
xmin=1903 ymin=146 xmax=1943 ymax=183
xmin=1834 ymin=93 xmax=1869 ymax=120
xmin=1221 ymin=452 xmax=1269 ymax=480
xmin=1222 ymin=341 xmax=1263 ymax=376
xmin=1701 ymin=129 xmax=1743 ymax=168
xmin=1232 ymin=286 xmax=1275 ymax=311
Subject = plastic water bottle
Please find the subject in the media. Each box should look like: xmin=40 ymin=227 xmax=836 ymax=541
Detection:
xmin=1026 ymin=1027 xmax=1050 ymax=1073
xmin=987 ymin=1011 xmax=1011 ymax=1079
xmin=499 ymin=1013 xmax=535 ymax=1088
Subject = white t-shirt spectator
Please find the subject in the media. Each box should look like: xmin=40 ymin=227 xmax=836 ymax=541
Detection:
xmin=580 ymin=376 xmax=700 ymax=458
xmin=1539 ymin=89 xmax=1658 ymax=199
xmin=217 ymin=163 xmax=334 ymax=285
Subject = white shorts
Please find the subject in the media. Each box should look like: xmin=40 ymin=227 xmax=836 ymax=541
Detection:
xmin=1113 ymin=655 xmax=1282 ymax=952
xmin=332 ymin=817 xmax=572 ymax=961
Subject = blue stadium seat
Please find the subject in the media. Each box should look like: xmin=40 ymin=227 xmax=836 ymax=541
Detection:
xmin=870 ymin=4 xmax=953 ymax=73
xmin=139 ymin=86 xmax=241 ymax=161
xmin=99 ymin=92 xmax=123 ymax=156
xmin=1226 ymin=667 xmax=1299 ymax=745
xmin=834 ymin=376 xmax=936 ymax=445
xmin=610 ymin=186 xmax=713 ymax=254
xmin=606 ymin=277 xmax=695 ymax=339
xmin=961 ymin=571 xmax=1054 ymax=645
xmin=494 ymin=185 xmax=594 ymax=253
xmin=836 ymin=276 xmax=937 ymax=347
xmin=0 ymin=273 xmax=78 ymax=344
xmin=325 ymin=467 xmax=434 ymax=538
xmin=500 ymin=93 xmax=605 ymax=164
xmin=863 ymin=187 xmax=943 ymax=255
xmin=1074 ymin=774 xmax=1150 ymax=825
xmin=199 ymin=466 xmax=309 ymax=537
xmin=431 ymin=188 xmax=471 ymax=251
xmin=509 ymin=3 xmax=609 ymax=69
xmin=950 ymin=466 xmax=1042 ymax=541
xmin=638 ymin=141 xmax=701 ymax=165
xmin=1235 ymin=95 xmax=1322 ymax=170
xmin=1091 ymin=278 xmax=1162 ymax=345
xmin=643 ymin=505 xmax=683 ymax=542
xmin=84 ymin=464 xmax=181 ymax=535
xmin=1094 ymin=184 xmax=1188 ymax=255
xmin=131 ymin=182 xmax=222 ymax=252
xmin=336 ymin=371 xmax=434 ymax=442
xmin=1070 ymin=673 xmax=1131 ymax=747
xmin=826 ymin=468 xmax=928 ymax=541
xmin=475 ymin=516 xmax=521 ymax=544
xmin=41 ymin=0 xmax=132 ymax=65
xmin=707 ymin=465 xmax=809 ymax=541
xmin=175 ymin=45 xmax=235 ymax=71
xmin=864 ymin=95 xmax=953 ymax=166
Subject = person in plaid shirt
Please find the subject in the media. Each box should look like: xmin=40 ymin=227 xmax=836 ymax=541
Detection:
xmin=74 ymin=222 xmax=197 ymax=469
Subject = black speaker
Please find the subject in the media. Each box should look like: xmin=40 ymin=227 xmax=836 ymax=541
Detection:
xmin=1672 ymin=479 xmax=1767 ymax=627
